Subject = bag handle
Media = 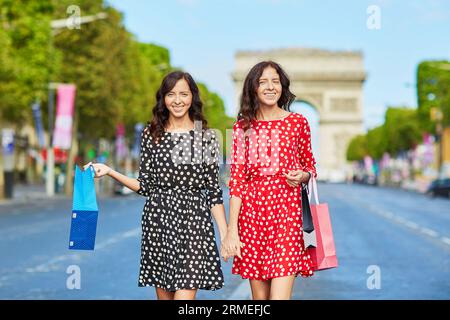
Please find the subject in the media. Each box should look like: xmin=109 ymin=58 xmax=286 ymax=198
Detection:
xmin=307 ymin=175 xmax=320 ymax=205
xmin=89 ymin=164 xmax=95 ymax=178
xmin=84 ymin=162 xmax=96 ymax=178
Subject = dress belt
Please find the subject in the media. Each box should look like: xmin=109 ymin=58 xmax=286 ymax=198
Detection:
xmin=150 ymin=185 xmax=203 ymax=194
xmin=248 ymin=172 xmax=286 ymax=182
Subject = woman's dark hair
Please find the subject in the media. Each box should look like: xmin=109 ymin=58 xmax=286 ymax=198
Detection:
xmin=238 ymin=61 xmax=296 ymax=130
xmin=147 ymin=71 xmax=207 ymax=142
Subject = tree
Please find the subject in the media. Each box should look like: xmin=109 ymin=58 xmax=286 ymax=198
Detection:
xmin=346 ymin=134 xmax=368 ymax=161
xmin=384 ymin=107 xmax=422 ymax=155
xmin=52 ymin=1 xmax=175 ymax=143
xmin=198 ymin=82 xmax=235 ymax=153
xmin=0 ymin=0 xmax=59 ymax=126
xmin=52 ymin=0 xmax=130 ymax=140
xmin=120 ymin=42 xmax=171 ymax=137
xmin=0 ymin=0 xmax=233 ymax=197
xmin=417 ymin=60 xmax=450 ymax=133
xmin=367 ymin=125 xmax=386 ymax=160
xmin=0 ymin=0 xmax=59 ymax=198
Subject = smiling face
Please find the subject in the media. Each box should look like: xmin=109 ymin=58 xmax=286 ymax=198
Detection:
xmin=164 ymin=78 xmax=192 ymax=118
xmin=256 ymin=66 xmax=282 ymax=108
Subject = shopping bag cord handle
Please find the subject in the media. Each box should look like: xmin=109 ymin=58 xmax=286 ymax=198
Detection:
xmin=307 ymin=177 xmax=320 ymax=204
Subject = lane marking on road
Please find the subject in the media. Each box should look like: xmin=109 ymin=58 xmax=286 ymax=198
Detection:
xmin=333 ymin=191 xmax=450 ymax=248
xmin=0 ymin=227 xmax=141 ymax=288
xmin=404 ymin=221 xmax=419 ymax=230
xmin=393 ymin=216 xmax=407 ymax=224
xmin=441 ymin=237 xmax=450 ymax=246
xmin=378 ymin=210 xmax=394 ymax=219
xmin=95 ymin=228 xmax=140 ymax=250
xmin=0 ymin=275 xmax=13 ymax=288
xmin=26 ymin=254 xmax=83 ymax=273
xmin=24 ymin=227 xmax=140 ymax=274
xmin=228 ymin=279 xmax=251 ymax=300
xmin=419 ymin=228 xmax=439 ymax=238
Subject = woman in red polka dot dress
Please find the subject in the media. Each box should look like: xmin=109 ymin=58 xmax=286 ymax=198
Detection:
xmin=222 ymin=61 xmax=318 ymax=300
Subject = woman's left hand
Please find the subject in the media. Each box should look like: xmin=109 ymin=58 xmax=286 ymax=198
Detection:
xmin=283 ymin=170 xmax=310 ymax=187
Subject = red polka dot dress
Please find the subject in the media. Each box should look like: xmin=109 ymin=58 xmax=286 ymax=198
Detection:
xmin=229 ymin=112 xmax=318 ymax=280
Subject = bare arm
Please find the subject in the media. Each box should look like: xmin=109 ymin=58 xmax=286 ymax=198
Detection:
xmin=227 ymin=122 xmax=247 ymax=233
xmin=211 ymin=204 xmax=228 ymax=242
xmin=84 ymin=128 xmax=153 ymax=195
xmin=203 ymin=131 xmax=228 ymax=244
xmin=83 ymin=162 xmax=141 ymax=193
xmin=227 ymin=196 xmax=242 ymax=233
xmin=108 ymin=169 xmax=140 ymax=192
xmin=222 ymin=122 xmax=247 ymax=260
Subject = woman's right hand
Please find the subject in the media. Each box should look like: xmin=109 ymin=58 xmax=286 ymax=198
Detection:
xmin=221 ymin=228 xmax=244 ymax=262
xmin=83 ymin=162 xmax=111 ymax=178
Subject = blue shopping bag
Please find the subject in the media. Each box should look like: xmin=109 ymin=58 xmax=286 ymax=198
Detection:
xmin=68 ymin=165 xmax=99 ymax=250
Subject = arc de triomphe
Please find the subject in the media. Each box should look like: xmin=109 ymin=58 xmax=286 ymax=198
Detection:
xmin=232 ymin=48 xmax=367 ymax=182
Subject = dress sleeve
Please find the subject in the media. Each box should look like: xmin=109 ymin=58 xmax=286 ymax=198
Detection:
xmin=229 ymin=121 xmax=248 ymax=199
xmin=136 ymin=127 xmax=156 ymax=197
xmin=299 ymin=116 xmax=318 ymax=180
xmin=203 ymin=129 xmax=224 ymax=209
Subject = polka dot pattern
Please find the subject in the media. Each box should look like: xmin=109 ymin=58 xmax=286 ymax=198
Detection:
xmin=136 ymin=127 xmax=224 ymax=291
xmin=229 ymin=112 xmax=318 ymax=280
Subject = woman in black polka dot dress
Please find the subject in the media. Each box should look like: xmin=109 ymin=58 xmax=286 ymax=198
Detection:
xmin=84 ymin=71 xmax=228 ymax=300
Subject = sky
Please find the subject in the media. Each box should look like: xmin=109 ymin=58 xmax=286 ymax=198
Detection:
xmin=106 ymin=0 xmax=450 ymax=132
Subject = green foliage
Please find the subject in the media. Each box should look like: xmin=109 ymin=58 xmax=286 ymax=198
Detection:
xmin=198 ymin=83 xmax=234 ymax=133
xmin=348 ymin=60 xmax=450 ymax=163
xmin=348 ymin=107 xmax=423 ymax=161
xmin=0 ymin=0 xmax=231 ymax=151
xmin=417 ymin=60 xmax=450 ymax=133
xmin=367 ymin=125 xmax=386 ymax=160
xmin=384 ymin=106 xmax=422 ymax=155
xmin=51 ymin=1 xmax=131 ymax=140
xmin=121 ymin=42 xmax=171 ymax=135
xmin=346 ymin=134 xmax=367 ymax=161
xmin=0 ymin=0 xmax=59 ymax=125
xmin=0 ymin=27 xmax=19 ymax=121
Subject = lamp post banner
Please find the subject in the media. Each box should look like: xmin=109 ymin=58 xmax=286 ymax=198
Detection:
xmin=53 ymin=84 xmax=76 ymax=149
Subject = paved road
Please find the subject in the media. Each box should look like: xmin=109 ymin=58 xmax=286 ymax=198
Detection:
xmin=0 ymin=183 xmax=448 ymax=299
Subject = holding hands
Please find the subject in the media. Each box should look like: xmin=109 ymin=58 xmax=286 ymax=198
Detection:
xmin=219 ymin=169 xmax=312 ymax=263
xmin=220 ymin=228 xmax=244 ymax=262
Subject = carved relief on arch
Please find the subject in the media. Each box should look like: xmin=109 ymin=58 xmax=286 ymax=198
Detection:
xmin=330 ymin=97 xmax=358 ymax=113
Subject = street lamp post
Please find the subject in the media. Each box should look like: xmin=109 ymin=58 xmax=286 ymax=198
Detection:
xmin=44 ymin=12 xmax=108 ymax=197
xmin=430 ymin=107 xmax=444 ymax=177
xmin=46 ymin=82 xmax=65 ymax=196
xmin=46 ymin=83 xmax=55 ymax=196
xmin=51 ymin=12 xmax=108 ymax=35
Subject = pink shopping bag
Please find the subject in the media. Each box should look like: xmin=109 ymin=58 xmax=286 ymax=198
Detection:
xmin=306 ymin=178 xmax=338 ymax=271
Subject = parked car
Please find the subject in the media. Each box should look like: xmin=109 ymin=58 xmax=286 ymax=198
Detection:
xmin=352 ymin=173 xmax=378 ymax=186
xmin=426 ymin=178 xmax=450 ymax=199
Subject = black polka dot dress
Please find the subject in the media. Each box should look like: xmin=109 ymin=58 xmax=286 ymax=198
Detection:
xmin=136 ymin=125 xmax=224 ymax=291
